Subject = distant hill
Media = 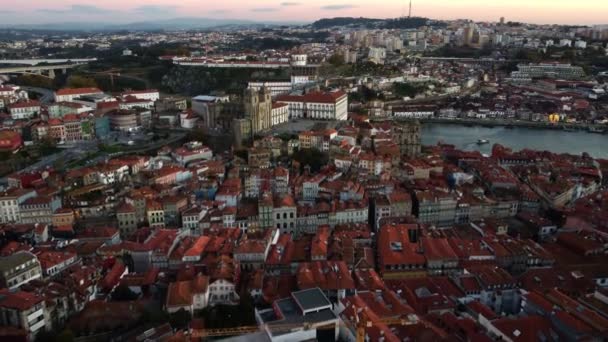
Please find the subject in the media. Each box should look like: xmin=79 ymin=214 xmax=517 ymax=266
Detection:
xmin=2 ymin=17 xmax=308 ymax=32
xmin=312 ymin=16 xmax=433 ymax=29
xmin=312 ymin=17 xmax=384 ymax=29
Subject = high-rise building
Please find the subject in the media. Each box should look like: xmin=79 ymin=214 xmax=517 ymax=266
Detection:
xmin=463 ymin=23 xmax=476 ymax=46
xmin=500 ymin=17 xmax=505 ymax=25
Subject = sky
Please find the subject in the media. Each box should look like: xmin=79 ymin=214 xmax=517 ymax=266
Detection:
xmin=1 ymin=0 xmax=607 ymax=25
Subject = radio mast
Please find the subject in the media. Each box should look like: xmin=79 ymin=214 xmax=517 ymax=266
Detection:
xmin=409 ymin=0 xmax=412 ymax=18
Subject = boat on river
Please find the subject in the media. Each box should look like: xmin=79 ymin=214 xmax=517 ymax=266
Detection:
xmin=589 ymin=126 xmax=606 ymax=134
xmin=477 ymin=139 xmax=490 ymax=145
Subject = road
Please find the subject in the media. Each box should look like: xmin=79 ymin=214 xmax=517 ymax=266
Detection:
xmin=21 ymin=86 xmax=54 ymax=104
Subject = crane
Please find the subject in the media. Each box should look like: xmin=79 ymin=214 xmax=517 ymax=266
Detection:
xmin=191 ymin=314 xmax=421 ymax=341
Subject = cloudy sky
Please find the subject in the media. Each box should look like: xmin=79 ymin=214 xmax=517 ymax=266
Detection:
xmin=2 ymin=0 xmax=607 ymax=25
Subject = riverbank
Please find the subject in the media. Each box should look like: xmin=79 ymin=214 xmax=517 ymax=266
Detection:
xmin=405 ymin=117 xmax=607 ymax=132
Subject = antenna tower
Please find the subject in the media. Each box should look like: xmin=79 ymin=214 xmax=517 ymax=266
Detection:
xmin=409 ymin=0 xmax=412 ymax=18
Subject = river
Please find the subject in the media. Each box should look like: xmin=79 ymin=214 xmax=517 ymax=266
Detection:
xmin=422 ymin=123 xmax=608 ymax=159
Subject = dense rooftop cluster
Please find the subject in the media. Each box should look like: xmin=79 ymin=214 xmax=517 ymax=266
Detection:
xmin=1 ymin=107 xmax=608 ymax=340
xmin=0 ymin=13 xmax=608 ymax=342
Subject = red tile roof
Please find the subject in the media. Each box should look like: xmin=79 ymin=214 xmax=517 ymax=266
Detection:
xmin=0 ymin=290 xmax=44 ymax=311
xmin=297 ymin=261 xmax=354 ymax=290
xmin=491 ymin=315 xmax=554 ymax=342
xmin=8 ymin=100 xmax=40 ymax=109
xmin=166 ymin=274 xmax=209 ymax=308
xmin=378 ymin=224 xmax=426 ymax=270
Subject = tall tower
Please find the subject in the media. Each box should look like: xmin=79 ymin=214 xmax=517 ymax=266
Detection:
xmin=392 ymin=121 xmax=421 ymax=158
xmin=409 ymin=0 xmax=412 ymax=18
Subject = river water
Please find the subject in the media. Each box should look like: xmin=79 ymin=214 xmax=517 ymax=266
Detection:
xmin=422 ymin=123 xmax=608 ymax=159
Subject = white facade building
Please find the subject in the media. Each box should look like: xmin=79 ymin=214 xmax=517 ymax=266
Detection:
xmin=54 ymin=87 xmax=104 ymax=102
xmin=121 ymin=90 xmax=160 ymax=102
xmin=368 ymin=47 xmax=387 ymax=64
xmin=271 ymin=103 xmax=289 ymax=126
xmin=248 ymin=81 xmax=292 ymax=96
xmin=8 ymin=101 xmax=40 ymax=120
xmin=290 ymin=54 xmax=308 ymax=66
xmin=275 ymin=91 xmax=348 ymax=121
xmin=0 ymin=189 xmax=37 ymax=223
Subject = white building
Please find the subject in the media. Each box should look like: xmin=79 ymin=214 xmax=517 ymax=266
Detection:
xmin=166 ymin=274 xmax=210 ymax=314
xmin=0 ymin=188 xmax=37 ymax=223
xmin=182 ymin=207 xmax=207 ymax=232
xmin=393 ymin=109 xmax=435 ymax=119
xmin=209 ymin=278 xmax=239 ymax=305
xmin=368 ymin=47 xmax=387 ymax=64
xmin=302 ymin=175 xmax=325 ymax=201
xmin=119 ymin=97 xmax=155 ymax=110
xmin=172 ymin=142 xmax=213 ymax=166
xmin=271 ymin=102 xmax=289 ymax=126
xmin=54 ymin=87 xmax=104 ymax=102
xmin=248 ymin=81 xmax=292 ymax=96
xmin=275 ymin=91 xmax=348 ymax=121
xmin=0 ymin=290 xmax=48 ymax=340
xmin=179 ymin=110 xmax=199 ymax=129
xmin=0 ymin=252 xmax=42 ymax=290
xmin=121 ymin=89 xmax=160 ymax=102
xmin=290 ymin=54 xmax=308 ymax=66
xmin=273 ymin=195 xmax=297 ymax=234
xmin=574 ymin=40 xmax=587 ymax=49
xmin=8 ymin=101 xmax=40 ymax=120
xmin=291 ymin=75 xmax=316 ymax=85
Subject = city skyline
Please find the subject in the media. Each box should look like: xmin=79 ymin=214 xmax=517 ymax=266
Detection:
xmin=3 ymin=0 xmax=608 ymax=26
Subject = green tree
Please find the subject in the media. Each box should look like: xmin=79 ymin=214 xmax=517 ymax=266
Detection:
xmin=393 ymin=82 xmax=425 ymax=98
xmin=169 ymin=309 xmax=192 ymax=330
xmin=55 ymin=329 xmax=75 ymax=342
xmin=328 ymin=53 xmax=345 ymax=67
xmin=15 ymin=74 xmax=53 ymax=88
xmin=187 ymin=129 xmax=210 ymax=145
xmin=140 ymin=307 xmax=169 ymax=325
xmin=293 ymin=148 xmax=329 ymax=173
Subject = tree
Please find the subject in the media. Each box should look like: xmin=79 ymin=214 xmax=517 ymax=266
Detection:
xmin=328 ymin=53 xmax=345 ymax=67
xmin=140 ymin=307 xmax=170 ymax=325
xmin=111 ymin=284 xmax=139 ymax=301
xmin=67 ymin=75 xmax=98 ymax=88
xmin=169 ymin=309 xmax=192 ymax=330
xmin=293 ymin=148 xmax=329 ymax=173
xmin=15 ymin=74 xmax=53 ymax=89
xmin=394 ymin=82 xmax=425 ymax=98
xmin=55 ymin=329 xmax=75 ymax=342
xmin=35 ymin=329 xmax=74 ymax=342
xmin=187 ymin=129 xmax=210 ymax=145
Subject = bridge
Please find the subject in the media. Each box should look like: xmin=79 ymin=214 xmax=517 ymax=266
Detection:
xmin=0 ymin=58 xmax=97 ymax=66
xmin=0 ymin=64 xmax=84 ymax=78
xmin=418 ymin=57 xmax=515 ymax=66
